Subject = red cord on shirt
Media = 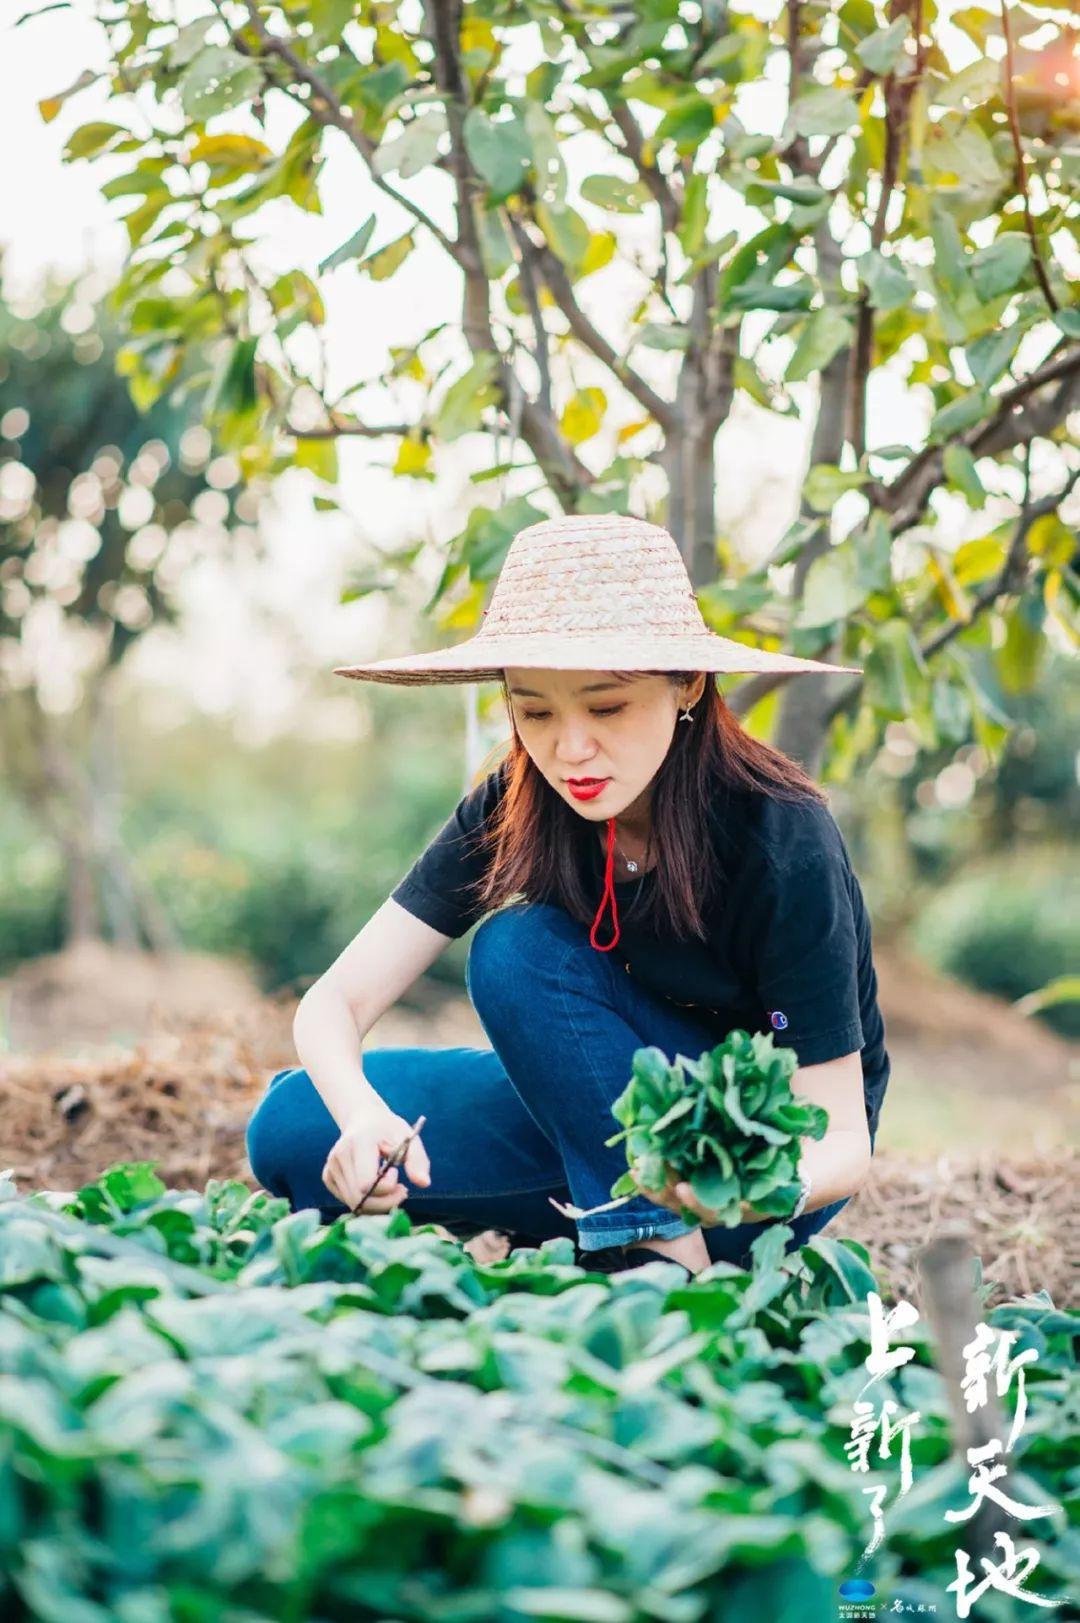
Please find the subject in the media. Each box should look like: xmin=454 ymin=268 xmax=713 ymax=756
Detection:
xmin=589 ymin=816 xmax=621 ymax=951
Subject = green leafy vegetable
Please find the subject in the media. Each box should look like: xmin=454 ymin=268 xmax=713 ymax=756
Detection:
xmin=0 ymin=1162 xmax=1073 ymax=1617
xmin=606 ymin=1030 xmax=830 ymax=1225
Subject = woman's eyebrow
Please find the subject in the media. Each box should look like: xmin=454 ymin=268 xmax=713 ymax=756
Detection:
xmin=509 ymin=681 xmax=625 ymax=698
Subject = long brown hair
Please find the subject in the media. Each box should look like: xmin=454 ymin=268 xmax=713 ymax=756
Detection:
xmin=470 ymin=671 xmax=827 ymax=941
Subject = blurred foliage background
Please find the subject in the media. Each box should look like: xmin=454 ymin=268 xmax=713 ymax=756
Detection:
xmin=1 ymin=0 xmax=1078 ymax=1054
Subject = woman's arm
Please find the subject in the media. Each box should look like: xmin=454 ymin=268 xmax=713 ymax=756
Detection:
xmin=635 ymin=1049 xmax=872 ymax=1226
xmin=292 ymin=897 xmax=454 ymax=1131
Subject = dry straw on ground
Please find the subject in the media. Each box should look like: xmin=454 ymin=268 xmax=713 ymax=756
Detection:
xmin=1 ymin=996 xmax=1074 ymax=1309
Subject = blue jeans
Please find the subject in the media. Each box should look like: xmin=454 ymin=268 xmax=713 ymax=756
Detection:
xmin=245 ymin=901 xmax=862 ymax=1266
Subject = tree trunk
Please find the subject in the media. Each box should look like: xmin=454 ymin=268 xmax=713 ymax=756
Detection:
xmin=90 ymin=674 xmax=140 ymax=949
xmin=89 ymin=669 xmax=177 ymax=954
xmin=62 ymin=828 xmax=101 ymax=944
xmin=34 ymin=715 xmax=105 ymax=945
xmin=11 ymin=680 xmax=177 ymax=955
xmin=663 ymin=427 xmax=717 ymax=588
xmin=665 ymin=268 xmax=726 ymax=587
xmin=775 ymin=223 xmax=852 ymax=774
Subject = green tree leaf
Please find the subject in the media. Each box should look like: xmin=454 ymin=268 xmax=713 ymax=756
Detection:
xmin=677 ymin=171 xmax=708 ymax=257
xmin=372 ymin=111 xmax=447 ymax=180
xmin=318 ymin=216 xmax=376 ymax=276
xmin=180 ymin=47 xmax=263 ymax=120
xmin=294 ymin=436 xmax=339 ymax=483
xmin=463 ymin=107 xmax=530 ymax=202
xmin=580 ymin=173 xmax=652 ymax=213
xmin=360 ymin=231 xmax=415 ymax=281
xmin=434 ymin=353 xmax=501 ymax=441
xmin=943 ymin=444 xmax=987 ymax=507
xmin=476 ymin=206 xmax=514 ymax=280
xmin=63 ymin=121 xmax=128 ymax=161
xmin=794 ymin=516 xmax=890 ymax=628
xmin=726 ymin=280 xmax=814 ymax=313
xmin=655 ymin=94 xmax=715 ymax=154
xmin=534 ymin=200 xmax=590 ymax=270
xmin=856 ymin=18 xmax=911 ymax=75
xmin=864 ymin=617 xmax=930 ymax=720
xmin=745 ymin=177 xmax=828 ymax=206
xmin=523 ymin=102 xmax=565 ymax=205
xmin=790 ymin=87 xmax=859 ymax=138
xmin=803 ymin=465 xmax=867 ymax=513
xmin=969 ymin=236 xmax=1032 ymax=301
xmin=857 ymin=249 xmax=914 ymax=311
xmin=966 ymin=326 xmax=1019 ymax=389
xmin=924 ymin=124 xmax=1002 ymax=194
xmin=929 ymin=390 xmax=990 ymax=440
xmin=205 ymin=336 xmax=258 ymax=420
xmin=167 ymin=17 xmax=214 ymax=70
xmin=786 ymin=306 xmax=853 ymax=384
xmin=634 ymin=323 xmax=689 ymax=351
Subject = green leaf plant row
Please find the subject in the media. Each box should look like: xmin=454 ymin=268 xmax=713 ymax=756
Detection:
xmin=0 ymin=1148 xmax=1075 ymax=1621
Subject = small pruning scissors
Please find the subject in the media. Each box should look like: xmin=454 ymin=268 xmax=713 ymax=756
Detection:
xmin=351 ymin=1114 xmax=427 ymax=1216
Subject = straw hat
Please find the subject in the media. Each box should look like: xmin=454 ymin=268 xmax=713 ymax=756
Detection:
xmin=334 ymin=513 xmax=862 ymax=685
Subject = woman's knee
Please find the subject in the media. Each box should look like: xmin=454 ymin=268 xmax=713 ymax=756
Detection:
xmin=245 ymin=1066 xmax=330 ymax=1197
xmin=467 ymin=901 xmax=595 ymax=1018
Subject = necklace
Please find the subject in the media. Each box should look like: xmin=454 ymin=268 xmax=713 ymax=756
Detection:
xmin=612 ymin=826 xmax=650 ymax=877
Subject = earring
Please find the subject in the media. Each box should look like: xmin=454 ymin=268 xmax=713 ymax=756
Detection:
xmin=679 ymin=704 xmax=695 ymax=723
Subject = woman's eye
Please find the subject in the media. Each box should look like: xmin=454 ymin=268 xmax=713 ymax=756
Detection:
xmin=519 ymin=704 xmax=624 ymax=722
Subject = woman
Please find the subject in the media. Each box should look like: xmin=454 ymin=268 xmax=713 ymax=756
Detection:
xmin=245 ymin=514 xmax=890 ymax=1279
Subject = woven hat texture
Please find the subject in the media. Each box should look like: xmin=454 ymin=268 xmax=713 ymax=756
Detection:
xmin=335 ymin=513 xmax=862 ymax=685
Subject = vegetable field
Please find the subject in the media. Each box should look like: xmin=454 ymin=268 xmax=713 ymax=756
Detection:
xmin=0 ymin=1161 xmax=1075 ymax=1622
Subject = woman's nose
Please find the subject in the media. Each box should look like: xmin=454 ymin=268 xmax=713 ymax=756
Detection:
xmin=554 ymin=726 xmax=597 ymax=763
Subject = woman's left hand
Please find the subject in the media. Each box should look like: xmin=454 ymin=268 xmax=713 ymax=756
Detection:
xmin=630 ymin=1166 xmax=760 ymax=1228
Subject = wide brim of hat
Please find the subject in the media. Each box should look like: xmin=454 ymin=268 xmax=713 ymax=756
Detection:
xmin=334 ymin=630 xmax=862 ymax=686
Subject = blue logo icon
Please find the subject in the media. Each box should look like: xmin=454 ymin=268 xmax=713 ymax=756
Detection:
xmin=770 ymin=1010 xmax=789 ymax=1031
xmin=838 ymin=1579 xmax=876 ymax=1600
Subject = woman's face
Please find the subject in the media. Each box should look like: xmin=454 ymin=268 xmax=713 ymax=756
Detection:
xmin=503 ymin=668 xmax=706 ymax=824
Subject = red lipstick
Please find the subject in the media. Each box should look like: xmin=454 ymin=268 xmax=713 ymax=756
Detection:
xmin=566 ymin=777 xmax=610 ymax=801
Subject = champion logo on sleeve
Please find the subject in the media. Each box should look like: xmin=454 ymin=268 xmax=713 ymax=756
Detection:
xmin=769 ymin=1010 xmax=789 ymax=1031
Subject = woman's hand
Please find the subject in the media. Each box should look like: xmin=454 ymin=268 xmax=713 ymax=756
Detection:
xmin=321 ymin=1105 xmax=431 ymax=1213
xmin=629 ymin=1166 xmax=761 ymax=1228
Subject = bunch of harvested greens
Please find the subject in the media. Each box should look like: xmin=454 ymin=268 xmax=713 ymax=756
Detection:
xmin=556 ymin=1028 xmax=829 ymax=1227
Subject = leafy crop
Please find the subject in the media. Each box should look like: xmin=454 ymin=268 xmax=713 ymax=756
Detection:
xmin=608 ymin=1031 xmax=827 ymax=1224
xmin=0 ymin=1163 xmax=1075 ymax=1622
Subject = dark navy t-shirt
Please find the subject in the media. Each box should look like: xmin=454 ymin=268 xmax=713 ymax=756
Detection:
xmin=391 ymin=761 xmax=891 ymax=1141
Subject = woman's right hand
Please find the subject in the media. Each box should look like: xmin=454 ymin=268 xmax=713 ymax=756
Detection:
xmin=321 ymin=1104 xmax=432 ymax=1214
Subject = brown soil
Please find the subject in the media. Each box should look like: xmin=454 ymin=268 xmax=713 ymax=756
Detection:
xmin=1 ymin=940 xmax=262 ymax=1054
xmin=873 ymin=943 xmax=1074 ymax=1092
xmin=0 ymin=943 xmax=1075 ymax=1307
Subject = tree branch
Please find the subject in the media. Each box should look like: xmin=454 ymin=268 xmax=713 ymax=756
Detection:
xmin=877 ymin=342 xmax=1080 ymax=532
xmin=919 ymin=462 xmax=1080 ymax=661
xmin=513 ymin=204 xmax=677 ymax=432
xmin=607 ymin=100 xmax=682 ymax=234
xmin=504 ymin=212 xmax=554 ymax=417
xmin=237 ymin=1 xmax=462 ymax=265
xmin=849 ymin=2 xmax=924 ymax=459
xmin=725 ymin=670 xmax=791 ymax=719
xmin=421 ymin=0 xmax=593 ymax=509
xmin=284 ymin=419 xmax=414 ymax=440
xmin=811 ymin=460 xmax=1080 ymax=728
xmin=1000 ymin=0 xmax=1059 ymax=315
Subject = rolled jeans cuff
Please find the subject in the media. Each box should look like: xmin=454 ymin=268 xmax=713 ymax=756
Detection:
xmin=575 ymin=1210 xmax=696 ymax=1250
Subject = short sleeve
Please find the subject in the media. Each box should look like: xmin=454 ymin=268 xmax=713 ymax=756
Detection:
xmin=390 ymin=761 xmax=506 ymax=938
xmin=744 ymin=839 xmax=865 ymax=1068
